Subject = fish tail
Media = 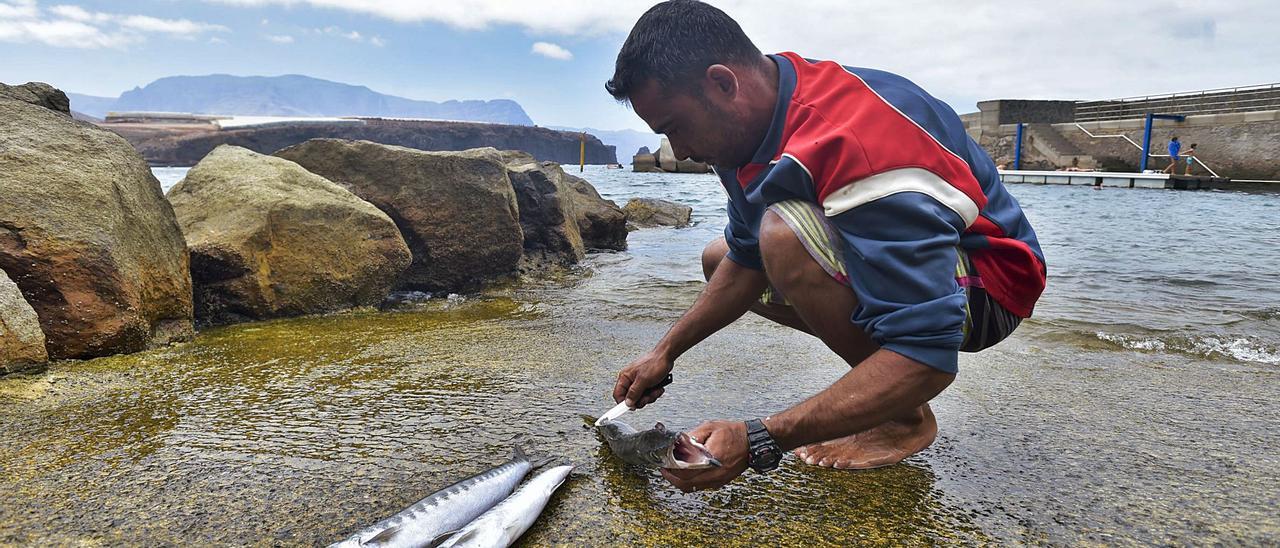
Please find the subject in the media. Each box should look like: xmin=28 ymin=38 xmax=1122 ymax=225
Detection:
xmin=513 ymin=444 xmax=528 ymax=462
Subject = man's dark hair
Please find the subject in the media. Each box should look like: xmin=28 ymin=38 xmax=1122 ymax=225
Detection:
xmin=1172 ymin=136 xmax=1179 ymax=140
xmin=605 ymin=0 xmax=762 ymax=102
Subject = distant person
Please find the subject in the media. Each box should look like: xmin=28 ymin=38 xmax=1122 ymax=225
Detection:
xmin=605 ymin=0 xmax=1045 ymax=491
xmin=1162 ymin=136 xmax=1181 ymax=174
xmin=1183 ymin=143 xmax=1198 ymax=175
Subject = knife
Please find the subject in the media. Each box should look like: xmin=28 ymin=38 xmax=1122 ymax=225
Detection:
xmin=594 ymin=373 xmax=673 ymax=426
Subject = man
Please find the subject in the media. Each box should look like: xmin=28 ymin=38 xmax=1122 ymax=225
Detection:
xmin=605 ymin=0 xmax=1046 ymax=492
xmin=1162 ymin=136 xmax=1182 ymax=174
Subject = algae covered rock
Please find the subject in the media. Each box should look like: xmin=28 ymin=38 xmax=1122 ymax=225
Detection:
xmin=623 ymin=198 xmax=693 ymax=229
xmin=168 ymin=146 xmax=411 ymax=324
xmin=0 ymin=92 xmax=193 ymax=359
xmin=1 ymin=268 xmax=46 ymax=375
xmin=276 ymin=139 xmax=523 ymax=292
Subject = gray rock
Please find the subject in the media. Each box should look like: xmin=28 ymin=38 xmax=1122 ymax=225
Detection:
xmin=487 ymin=152 xmax=586 ymax=268
xmin=1 ymin=268 xmax=47 ymax=375
xmin=168 ymin=146 xmax=412 ymax=324
xmin=276 ymin=139 xmax=524 ymax=292
xmin=657 ymin=136 xmax=678 ymax=172
xmin=0 ymin=82 xmax=70 ymax=115
xmin=623 ymin=198 xmax=693 ymax=229
xmin=0 ymin=93 xmax=193 ymax=359
xmin=563 ymin=174 xmax=628 ymax=251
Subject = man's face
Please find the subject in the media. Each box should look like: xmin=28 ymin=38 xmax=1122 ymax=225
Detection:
xmin=629 ymin=78 xmax=754 ymax=168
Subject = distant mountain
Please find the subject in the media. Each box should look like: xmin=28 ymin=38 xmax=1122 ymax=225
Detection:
xmin=67 ymin=74 xmax=533 ymax=125
xmin=551 ymin=126 xmax=660 ymax=163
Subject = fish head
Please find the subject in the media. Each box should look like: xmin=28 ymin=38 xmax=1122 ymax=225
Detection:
xmin=661 ymin=431 xmax=722 ymax=469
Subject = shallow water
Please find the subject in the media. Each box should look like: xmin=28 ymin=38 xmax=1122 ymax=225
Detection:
xmin=1 ymin=166 xmax=1276 ymax=545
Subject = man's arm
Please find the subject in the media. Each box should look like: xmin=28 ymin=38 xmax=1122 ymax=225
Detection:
xmin=613 ymin=255 xmax=768 ymax=407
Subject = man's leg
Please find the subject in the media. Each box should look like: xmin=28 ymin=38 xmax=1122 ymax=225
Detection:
xmin=701 ymin=217 xmax=941 ymax=469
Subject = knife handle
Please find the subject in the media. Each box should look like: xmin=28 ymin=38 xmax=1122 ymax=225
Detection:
xmin=644 ymin=373 xmax=674 ymax=396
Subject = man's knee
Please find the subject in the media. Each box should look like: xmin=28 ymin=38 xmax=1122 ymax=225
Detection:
xmin=758 ymin=210 xmax=809 ymax=286
xmin=702 ymin=237 xmax=729 ymax=281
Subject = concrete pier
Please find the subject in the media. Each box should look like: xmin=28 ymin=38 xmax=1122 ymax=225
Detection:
xmin=998 ymin=170 xmax=1229 ymax=190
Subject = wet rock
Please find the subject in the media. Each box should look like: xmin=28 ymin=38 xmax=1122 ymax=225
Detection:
xmin=488 ymin=151 xmax=587 ymax=268
xmin=275 ymin=139 xmax=523 ymax=292
xmin=0 ymin=91 xmax=194 ymax=359
xmin=623 ymin=198 xmax=693 ymax=229
xmin=0 ymin=82 xmax=70 ymax=115
xmin=0 ymin=268 xmax=46 ymax=375
xmin=168 ymin=146 xmax=411 ymax=324
xmin=563 ymin=173 xmax=628 ymax=251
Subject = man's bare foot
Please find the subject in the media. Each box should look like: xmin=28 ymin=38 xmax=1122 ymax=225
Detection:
xmin=793 ymin=404 xmax=938 ymax=469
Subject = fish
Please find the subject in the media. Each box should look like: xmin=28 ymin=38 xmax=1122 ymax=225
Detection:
xmin=435 ymin=464 xmax=575 ymax=548
xmin=595 ymin=419 xmax=721 ymax=469
xmin=329 ymin=447 xmax=533 ymax=548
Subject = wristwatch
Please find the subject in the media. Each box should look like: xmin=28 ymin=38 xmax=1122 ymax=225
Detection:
xmin=745 ymin=418 xmax=782 ymax=473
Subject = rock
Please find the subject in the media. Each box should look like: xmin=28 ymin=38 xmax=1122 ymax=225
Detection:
xmin=275 ymin=139 xmax=524 ymax=292
xmin=0 ymin=82 xmax=70 ymax=115
xmin=0 ymin=93 xmax=194 ymax=360
xmin=563 ymin=174 xmax=628 ymax=251
xmin=623 ymin=198 xmax=693 ymax=229
xmin=633 ymin=148 xmax=659 ymax=173
xmin=657 ymin=136 xmax=678 ymax=172
xmin=487 ymin=152 xmax=586 ymax=268
xmin=675 ymin=158 xmax=712 ymax=174
xmin=1 ymin=268 xmax=47 ymax=375
xmin=168 ymin=146 xmax=411 ymax=324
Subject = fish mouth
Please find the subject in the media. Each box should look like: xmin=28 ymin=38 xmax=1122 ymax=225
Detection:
xmin=665 ymin=432 xmax=721 ymax=469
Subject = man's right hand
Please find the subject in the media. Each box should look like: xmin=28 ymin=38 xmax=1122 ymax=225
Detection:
xmin=613 ymin=349 xmax=674 ymax=409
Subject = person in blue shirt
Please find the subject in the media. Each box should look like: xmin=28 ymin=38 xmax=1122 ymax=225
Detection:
xmin=1162 ymin=136 xmax=1182 ymax=174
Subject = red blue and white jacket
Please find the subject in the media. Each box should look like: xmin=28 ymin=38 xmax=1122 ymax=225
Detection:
xmin=719 ymin=52 xmax=1047 ymax=374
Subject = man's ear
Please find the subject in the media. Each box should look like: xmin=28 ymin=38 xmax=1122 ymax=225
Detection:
xmin=704 ymin=64 xmax=739 ymax=100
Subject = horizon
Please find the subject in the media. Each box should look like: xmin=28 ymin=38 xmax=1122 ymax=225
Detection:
xmin=3 ymin=0 xmax=1278 ymax=132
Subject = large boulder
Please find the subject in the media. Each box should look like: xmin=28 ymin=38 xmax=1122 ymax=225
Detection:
xmin=657 ymin=136 xmax=678 ymax=172
xmin=168 ymin=146 xmax=411 ymax=324
xmin=563 ymin=174 xmax=628 ymax=251
xmin=483 ymin=151 xmax=586 ymax=268
xmin=275 ymin=139 xmax=523 ymax=292
xmin=0 ymin=82 xmax=70 ymax=115
xmin=623 ymin=198 xmax=693 ymax=229
xmin=0 ymin=91 xmax=193 ymax=360
xmin=1 ymin=268 xmax=47 ymax=375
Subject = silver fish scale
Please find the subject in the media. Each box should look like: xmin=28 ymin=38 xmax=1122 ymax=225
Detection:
xmin=329 ymin=456 xmax=532 ymax=548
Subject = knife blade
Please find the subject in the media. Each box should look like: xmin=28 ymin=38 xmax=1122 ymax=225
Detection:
xmin=595 ymin=373 xmax=673 ymax=426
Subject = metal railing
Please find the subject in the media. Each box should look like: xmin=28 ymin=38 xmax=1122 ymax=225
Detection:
xmin=1075 ymin=83 xmax=1280 ymax=122
xmin=1073 ymin=123 xmax=1221 ymax=177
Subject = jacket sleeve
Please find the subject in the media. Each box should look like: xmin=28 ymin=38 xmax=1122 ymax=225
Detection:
xmin=821 ymin=169 xmax=971 ymax=374
xmin=723 ymin=194 xmax=764 ymax=271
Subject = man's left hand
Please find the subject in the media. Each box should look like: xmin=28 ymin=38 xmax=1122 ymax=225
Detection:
xmin=661 ymin=420 xmax=750 ymax=492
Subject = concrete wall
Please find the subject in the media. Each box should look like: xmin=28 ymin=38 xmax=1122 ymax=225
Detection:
xmin=973 ymin=110 xmax=1280 ymax=180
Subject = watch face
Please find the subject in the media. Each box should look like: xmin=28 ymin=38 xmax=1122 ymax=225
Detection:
xmin=753 ymin=447 xmax=781 ymax=470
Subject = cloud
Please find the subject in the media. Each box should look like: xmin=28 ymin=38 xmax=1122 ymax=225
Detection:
xmin=531 ymin=41 xmax=572 ymax=61
xmin=265 ymin=33 xmax=293 ymax=43
xmin=0 ymin=1 xmax=227 ymax=48
xmin=311 ymin=25 xmax=384 ymax=46
xmin=198 ymin=0 xmax=1280 ymax=108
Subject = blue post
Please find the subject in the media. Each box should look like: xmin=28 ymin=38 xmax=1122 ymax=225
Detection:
xmin=1013 ymin=123 xmax=1024 ymax=170
xmin=1140 ymin=113 xmax=1154 ymax=172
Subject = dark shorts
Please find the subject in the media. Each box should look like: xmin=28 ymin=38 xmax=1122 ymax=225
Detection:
xmin=758 ymin=199 xmax=1021 ymax=353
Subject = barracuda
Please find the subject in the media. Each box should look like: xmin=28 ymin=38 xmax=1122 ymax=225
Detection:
xmin=329 ymin=448 xmax=532 ymax=548
xmin=596 ymin=419 xmax=721 ymax=469
xmin=435 ymin=465 xmax=575 ymax=548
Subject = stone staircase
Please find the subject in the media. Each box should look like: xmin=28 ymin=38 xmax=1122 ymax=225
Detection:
xmin=1026 ymin=124 xmax=1097 ymax=169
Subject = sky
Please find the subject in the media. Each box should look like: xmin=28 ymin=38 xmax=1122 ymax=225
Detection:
xmin=2 ymin=0 xmax=1278 ymax=132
